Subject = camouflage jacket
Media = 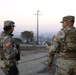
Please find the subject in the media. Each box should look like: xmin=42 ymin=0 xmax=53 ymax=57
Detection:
xmin=0 ymin=31 xmax=18 ymax=61
xmin=48 ymin=27 xmax=76 ymax=63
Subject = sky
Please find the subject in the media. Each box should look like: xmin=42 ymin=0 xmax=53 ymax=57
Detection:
xmin=0 ymin=0 xmax=76 ymax=35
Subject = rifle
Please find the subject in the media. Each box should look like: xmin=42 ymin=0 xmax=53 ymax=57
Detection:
xmin=15 ymin=44 xmax=20 ymax=61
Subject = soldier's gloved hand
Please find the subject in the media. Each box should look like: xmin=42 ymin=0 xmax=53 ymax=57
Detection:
xmin=47 ymin=61 xmax=52 ymax=69
xmin=4 ymin=60 xmax=14 ymax=68
xmin=5 ymin=63 xmax=13 ymax=68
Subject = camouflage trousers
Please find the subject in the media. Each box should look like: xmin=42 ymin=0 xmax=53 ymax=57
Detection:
xmin=0 ymin=60 xmax=19 ymax=75
xmin=1 ymin=67 xmax=19 ymax=75
xmin=55 ymin=58 xmax=76 ymax=75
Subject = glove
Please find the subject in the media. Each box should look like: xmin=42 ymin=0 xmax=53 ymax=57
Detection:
xmin=4 ymin=60 xmax=14 ymax=68
xmin=47 ymin=61 xmax=53 ymax=69
xmin=0 ymin=60 xmax=13 ymax=69
xmin=47 ymin=54 xmax=54 ymax=69
xmin=5 ymin=63 xmax=13 ymax=68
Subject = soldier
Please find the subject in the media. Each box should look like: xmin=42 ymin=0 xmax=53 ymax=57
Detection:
xmin=47 ymin=15 xmax=76 ymax=75
xmin=0 ymin=20 xmax=19 ymax=75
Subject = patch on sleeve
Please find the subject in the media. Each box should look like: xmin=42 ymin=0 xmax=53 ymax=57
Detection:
xmin=5 ymin=42 xmax=11 ymax=47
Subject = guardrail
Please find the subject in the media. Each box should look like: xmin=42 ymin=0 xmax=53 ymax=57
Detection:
xmin=20 ymin=44 xmax=47 ymax=50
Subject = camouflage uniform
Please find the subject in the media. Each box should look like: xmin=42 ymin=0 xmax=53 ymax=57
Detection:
xmin=0 ymin=21 xmax=19 ymax=75
xmin=48 ymin=16 xmax=76 ymax=75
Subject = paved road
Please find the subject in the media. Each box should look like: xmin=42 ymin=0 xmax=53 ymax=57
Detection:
xmin=0 ymin=49 xmax=56 ymax=75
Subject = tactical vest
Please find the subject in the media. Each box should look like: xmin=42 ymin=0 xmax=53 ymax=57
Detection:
xmin=60 ymin=29 xmax=76 ymax=53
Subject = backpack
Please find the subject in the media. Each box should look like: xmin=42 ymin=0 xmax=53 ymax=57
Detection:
xmin=60 ymin=29 xmax=76 ymax=53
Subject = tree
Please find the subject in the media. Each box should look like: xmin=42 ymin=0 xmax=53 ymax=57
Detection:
xmin=21 ymin=31 xmax=34 ymax=44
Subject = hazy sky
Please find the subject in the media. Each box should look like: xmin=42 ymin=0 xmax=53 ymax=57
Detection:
xmin=0 ymin=0 xmax=76 ymax=35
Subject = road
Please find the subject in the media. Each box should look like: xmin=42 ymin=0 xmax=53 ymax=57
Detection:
xmin=0 ymin=49 xmax=56 ymax=75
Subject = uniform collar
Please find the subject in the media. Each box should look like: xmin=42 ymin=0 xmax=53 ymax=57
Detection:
xmin=62 ymin=27 xmax=75 ymax=31
xmin=3 ymin=31 xmax=14 ymax=36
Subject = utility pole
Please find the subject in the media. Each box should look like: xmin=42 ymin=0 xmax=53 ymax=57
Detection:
xmin=34 ymin=10 xmax=41 ymax=45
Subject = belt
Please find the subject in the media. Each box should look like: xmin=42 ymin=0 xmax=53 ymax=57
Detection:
xmin=59 ymin=52 xmax=76 ymax=59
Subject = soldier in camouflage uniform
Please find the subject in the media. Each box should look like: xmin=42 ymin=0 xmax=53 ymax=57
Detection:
xmin=47 ymin=15 xmax=76 ymax=75
xmin=0 ymin=20 xmax=19 ymax=75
